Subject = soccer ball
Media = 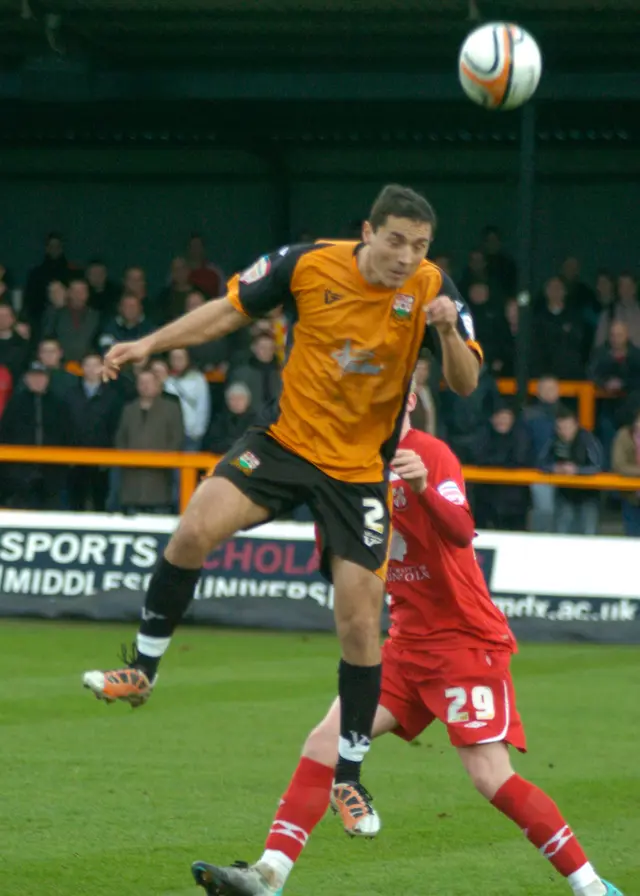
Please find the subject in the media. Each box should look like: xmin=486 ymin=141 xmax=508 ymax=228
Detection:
xmin=458 ymin=22 xmax=542 ymax=111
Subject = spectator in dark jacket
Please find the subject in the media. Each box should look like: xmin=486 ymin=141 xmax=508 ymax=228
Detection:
xmin=36 ymin=338 xmax=77 ymax=399
xmin=532 ymin=277 xmax=586 ymax=379
xmin=23 ymin=232 xmax=73 ymax=327
xmin=47 ymin=277 xmax=100 ymax=363
xmin=229 ymin=331 xmax=282 ymax=410
xmin=523 ymin=376 xmax=562 ymax=532
xmin=86 ymin=259 xmax=120 ymax=320
xmin=0 ymin=303 xmax=29 ymax=384
xmin=65 ymin=353 xmax=122 ymax=511
xmin=158 ymin=256 xmax=194 ymax=324
xmin=98 ymin=294 xmax=155 ymax=355
xmin=0 ymin=362 xmax=70 ymax=509
xmin=465 ymin=281 xmax=512 ymax=376
xmin=590 ymin=320 xmax=640 ymax=467
xmin=471 ymin=403 xmax=532 ymax=531
xmin=538 ymin=405 xmax=603 ymax=535
xmin=440 ymin=365 xmax=501 ymax=463
xmin=206 ymin=382 xmax=256 ymax=455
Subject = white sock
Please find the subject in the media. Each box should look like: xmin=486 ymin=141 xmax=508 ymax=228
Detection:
xmin=258 ymin=850 xmax=294 ymax=887
xmin=136 ymin=633 xmax=171 ymax=659
xmin=568 ymin=862 xmax=605 ymax=895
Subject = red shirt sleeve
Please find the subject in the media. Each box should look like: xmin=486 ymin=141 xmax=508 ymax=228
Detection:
xmin=417 ymin=484 xmax=475 ymax=547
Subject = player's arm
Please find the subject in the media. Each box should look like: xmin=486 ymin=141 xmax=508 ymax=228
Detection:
xmin=425 ymin=272 xmax=483 ymax=397
xmin=392 ymin=448 xmax=475 ymax=547
xmin=102 ymin=249 xmax=299 ymax=379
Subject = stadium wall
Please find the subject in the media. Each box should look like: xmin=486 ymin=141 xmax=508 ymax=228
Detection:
xmin=0 ymin=512 xmax=637 ymax=644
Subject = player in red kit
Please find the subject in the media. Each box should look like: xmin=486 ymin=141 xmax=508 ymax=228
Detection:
xmin=191 ymin=391 xmax=623 ymax=896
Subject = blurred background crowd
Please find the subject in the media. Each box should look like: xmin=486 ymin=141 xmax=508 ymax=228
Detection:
xmin=1 ymin=224 xmax=639 ymax=535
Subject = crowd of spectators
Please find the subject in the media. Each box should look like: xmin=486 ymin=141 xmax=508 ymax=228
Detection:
xmin=0 ymin=224 xmax=639 ymax=536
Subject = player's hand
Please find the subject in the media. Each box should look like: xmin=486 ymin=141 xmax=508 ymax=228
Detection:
xmin=102 ymin=337 xmax=154 ymax=381
xmin=391 ymin=449 xmax=427 ymax=494
xmin=426 ymin=295 xmax=458 ymax=332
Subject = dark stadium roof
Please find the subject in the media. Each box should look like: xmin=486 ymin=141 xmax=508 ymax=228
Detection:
xmin=1 ymin=0 xmax=639 ymax=71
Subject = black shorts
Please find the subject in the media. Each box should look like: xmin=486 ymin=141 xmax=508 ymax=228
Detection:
xmin=213 ymin=429 xmax=390 ymax=583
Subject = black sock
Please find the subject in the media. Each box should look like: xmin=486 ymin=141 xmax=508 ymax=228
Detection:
xmin=134 ymin=556 xmax=201 ymax=679
xmin=334 ymin=659 xmax=382 ymax=784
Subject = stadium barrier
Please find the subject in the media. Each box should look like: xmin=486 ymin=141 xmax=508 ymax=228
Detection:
xmin=0 ymin=445 xmax=639 ymax=513
xmin=0 ymin=510 xmax=637 ymax=643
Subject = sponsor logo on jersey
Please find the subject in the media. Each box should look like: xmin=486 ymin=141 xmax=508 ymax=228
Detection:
xmin=240 ymin=255 xmax=271 ymax=284
xmin=437 ymin=479 xmax=466 ymax=506
xmin=231 ymin=451 xmax=261 ymax=475
xmin=392 ymin=293 xmax=415 ymax=320
xmin=331 ymin=340 xmax=383 ymax=376
xmin=463 ymin=720 xmax=488 ymax=729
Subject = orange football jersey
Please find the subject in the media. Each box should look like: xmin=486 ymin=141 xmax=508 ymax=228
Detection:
xmin=226 ymin=241 xmax=481 ymax=483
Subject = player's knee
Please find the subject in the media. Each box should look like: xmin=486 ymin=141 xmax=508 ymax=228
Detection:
xmin=462 ymin=745 xmax=514 ymax=800
xmin=335 ymin=612 xmax=380 ymax=661
xmin=302 ymin=724 xmax=338 ymax=766
xmin=166 ymin=510 xmax=211 ymax=567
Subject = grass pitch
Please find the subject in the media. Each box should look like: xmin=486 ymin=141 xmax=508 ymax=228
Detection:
xmin=0 ymin=622 xmax=637 ymax=895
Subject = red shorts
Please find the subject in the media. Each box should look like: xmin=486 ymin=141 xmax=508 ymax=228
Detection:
xmin=380 ymin=640 xmax=527 ymax=752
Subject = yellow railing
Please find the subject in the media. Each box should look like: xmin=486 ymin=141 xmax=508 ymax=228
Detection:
xmin=0 ymin=446 xmax=638 ymax=514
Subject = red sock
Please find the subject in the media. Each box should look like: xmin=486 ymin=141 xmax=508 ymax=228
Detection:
xmin=492 ymin=774 xmax=589 ymax=878
xmin=263 ymin=757 xmax=334 ymax=864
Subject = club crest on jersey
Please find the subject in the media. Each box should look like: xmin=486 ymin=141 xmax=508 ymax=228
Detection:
xmin=393 ymin=485 xmax=407 ymax=510
xmin=231 ymin=451 xmax=261 ymax=475
xmin=392 ymin=293 xmax=414 ymax=321
xmin=240 ymin=255 xmax=271 ymax=285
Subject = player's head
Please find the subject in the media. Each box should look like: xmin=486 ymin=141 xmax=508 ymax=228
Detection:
xmin=362 ymin=184 xmax=436 ymax=288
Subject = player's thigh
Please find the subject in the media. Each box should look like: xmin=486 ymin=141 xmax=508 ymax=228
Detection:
xmin=379 ymin=640 xmax=436 ymax=744
xmin=415 ymin=649 xmax=527 ymax=752
xmin=303 ymin=696 xmax=400 ymax=764
xmin=166 ymin=475 xmax=270 ymax=566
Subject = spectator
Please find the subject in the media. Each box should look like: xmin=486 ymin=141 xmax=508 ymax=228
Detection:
xmin=24 ymin=232 xmax=73 ymax=326
xmin=481 ymin=225 xmax=517 ymax=298
xmin=590 ymin=321 xmax=640 ymax=394
xmin=0 ymin=303 xmax=29 ymax=384
xmin=538 ymin=406 xmax=603 ymax=535
xmin=0 ymin=262 xmax=12 ymax=304
xmin=409 ymin=354 xmax=438 ymax=435
xmin=595 ymin=273 xmax=640 ymax=349
xmin=491 ymin=297 xmax=518 ymax=377
xmin=465 ymin=281 xmax=511 ymax=375
xmin=229 ymin=331 xmax=282 ymax=409
xmin=122 ymin=266 xmax=148 ymax=303
xmin=164 ymin=348 xmax=211 ymax=451
xmin=98 ymin=294 xmax=155 ymax=355
xmin=206 ymin=381 xmax=256 ymax=455
xmin=459 ymin=249 xmax=489 ymax=300
xmin=440 ymin=365 xmax=501 ymax=464
xmin=471 ymin=402 xmax=532 ymax=531
xmin=41 ymin=280 xmax=68 ymax=336
xmin=86 ymin=259 xmax=120 ymax=319
xmin=524 ymin=375 xmax=562 ymax=533
xmin=590 ymin=320 xmax=640 ymax=466
xmin=611 ymin=410 xmax=640 ymax=536
xmin=182 ymin=290 xmax=234 ymax=372
xmin=115 ymin=368 xmax=184 ymax=514
xmin=36 ymin=338 xmax=76 ymax=399
xmin=186 ymin=233 xmax=225 ymax=298
xmin=47 ymin=277 xmax=100 ymax=364
xmin=158 ymin=256 xmax=194 ymax=323
xmin=0 ymin=361 xmax=69 ymax=509
xmin=532 ymin=276 xmax=586 ymax=379
xmin=559 ymin=255 xmax=597 ymax=317
xmin=66 ymin=353 xmax=122 ymax=511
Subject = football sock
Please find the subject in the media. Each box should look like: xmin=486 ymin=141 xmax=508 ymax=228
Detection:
xmin=334 ymin=658 xmax=381 ymax=783
xmin=259 ymin=757 xmax=334 ymax=886
xmin=134 ymin=556 xmax=201 ymax=679
xmin=491 ymin=775 xmax=600 ymax=887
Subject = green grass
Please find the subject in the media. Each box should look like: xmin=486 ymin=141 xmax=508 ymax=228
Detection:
xmin=0 ymin=622 xmax=637 ymax=895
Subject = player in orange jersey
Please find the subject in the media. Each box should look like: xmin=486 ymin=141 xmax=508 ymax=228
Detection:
xmin=82 ymin=184 xmax=482 ymax=823
xmin=191 ymin=392 xmax=623 ymax=896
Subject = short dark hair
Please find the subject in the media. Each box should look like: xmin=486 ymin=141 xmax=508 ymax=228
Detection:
xmin=369 ymin=184 xmax=437 ymax=231
xmin=556 ymin=404 xmax=577 ymax=422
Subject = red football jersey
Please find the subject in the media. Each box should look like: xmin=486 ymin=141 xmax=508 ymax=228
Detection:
xmin=388 ymin=429 xmax=516 ymax=653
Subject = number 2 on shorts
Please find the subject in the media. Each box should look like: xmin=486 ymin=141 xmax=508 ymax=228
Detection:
xmin=445 ymin=686 xmax=496 ymax=723
xmin=362 ymin=497 xmax=385 ymax=534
